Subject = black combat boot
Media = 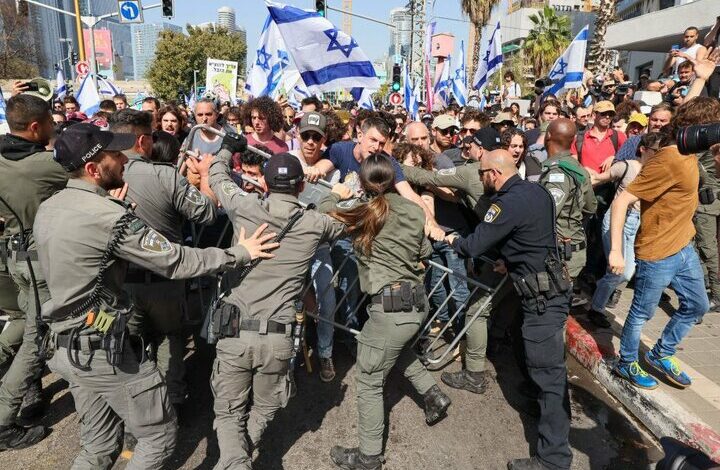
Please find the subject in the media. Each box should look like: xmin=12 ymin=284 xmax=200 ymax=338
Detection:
xmin=422 ymin=384 xmax=451 ymax=425
xmin=330 ymin=446 xmax=383 ymax=470
xmin=0 ymin=423 xmax=47 ymax=451
xmin=18 ymin=378 xmax=44 ymax=420
xmin=319 ymin=357 xmax=336 ymax=383
xmin=507 ymin=456 xmax=552 ymax=469
xmin=606 ymin=289 xmax=622 ymax=308
xmin=441 ymin=369 xmax=488 ymax=394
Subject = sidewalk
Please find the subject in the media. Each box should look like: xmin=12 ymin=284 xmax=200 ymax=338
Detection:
xmin=566 ymin=286 xmax=720 ymax=461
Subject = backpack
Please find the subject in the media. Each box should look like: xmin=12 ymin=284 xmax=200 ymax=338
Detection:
xmin=575 ymin=129 xmax=619 ymax=164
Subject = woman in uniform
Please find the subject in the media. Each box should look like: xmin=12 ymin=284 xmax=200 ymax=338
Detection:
xmin=319 ymin=153 xmax=451 ymax=470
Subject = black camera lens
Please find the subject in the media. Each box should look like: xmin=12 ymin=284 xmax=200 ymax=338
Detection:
xmin=677 ymin=124 xmax=720 ymax=155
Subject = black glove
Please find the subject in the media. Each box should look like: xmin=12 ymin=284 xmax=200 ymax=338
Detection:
xmin=220 ymin=131 xmax=247 ymax=154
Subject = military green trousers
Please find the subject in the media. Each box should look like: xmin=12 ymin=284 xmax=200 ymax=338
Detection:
xmin=126 ymin=279 xmax=188 ymax=405
xmin=0 ymin=255 xmax=48 ymax=426
xmin=212 ymin=330 xmax=293 ymax=470
xmin=0 ymin=260 xmax=23 ymax=367
xmin=356 ymin=303 xmax=437 ymax=456
xmin=49 ymin=340 xmax=177 ymax=470
xmin=566 ymin=248 xmax=587 ymax=280
xmin=694 ymin=212 xmax=720 ymax=300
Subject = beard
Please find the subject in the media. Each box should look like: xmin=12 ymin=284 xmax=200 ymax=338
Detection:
xmin=99 ymin=168 xmax=125 ymax=191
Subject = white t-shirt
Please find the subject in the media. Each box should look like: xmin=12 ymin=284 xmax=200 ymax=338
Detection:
xmin=673 ymin=43 xmax=703 ymax=75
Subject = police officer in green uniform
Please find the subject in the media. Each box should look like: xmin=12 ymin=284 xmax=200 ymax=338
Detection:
xmin=110 ymin=109 xmax=218 ymax=409
xmin=324 ymin=154 xmax=451 ymax=470
xmin=0 ymin=227 xmax=22 ymax=371
xmin=695 ymin=150 xmax=720 ymax=313
xmin=0 ymin=94 xmax=67 ymax=449
xmin=538 ymin=119 xmax=604 ymax=326
xmin=446 ymin=150 xmax=572 ymax=470
xmin=33 ymin=124 xmax=276 ymax=469
xmin=198 ymin=147 xmax=346 ymax=469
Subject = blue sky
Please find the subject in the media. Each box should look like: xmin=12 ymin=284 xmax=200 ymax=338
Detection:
xmin=140 ymin=0 xmax=471 ymax=64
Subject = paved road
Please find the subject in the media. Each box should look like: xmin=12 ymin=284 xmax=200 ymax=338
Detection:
xmin=5 ymin=337 xmax=662 ymax=469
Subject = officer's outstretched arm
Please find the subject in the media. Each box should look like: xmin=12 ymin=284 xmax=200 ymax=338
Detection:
xmin=402 ymin=164 xmax=473 ymax=196
xmin=170 ymin=165 xmax=218 ymax=226
xmin=207 ymin=149 xmax=260 ymax=218
xmin=114 ymin=216 xmax=276 ymax=279
xmin=450 ymin=201 xmax=513 ymax=258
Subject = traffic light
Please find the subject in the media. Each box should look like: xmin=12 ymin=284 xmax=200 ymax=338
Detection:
xmin=315 ymin=0 xmax=326 ymax=16
xmin=392 ymin=64 xmax=401 ymax=92
xmin=71 ymin=52 xmax=79 ymax=65
xmin=161 ymin=0 xmax=174 ymax=18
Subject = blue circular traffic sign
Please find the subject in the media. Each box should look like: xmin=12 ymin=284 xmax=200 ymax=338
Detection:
xmin=120 ymin=1 xmax=140 ymax=21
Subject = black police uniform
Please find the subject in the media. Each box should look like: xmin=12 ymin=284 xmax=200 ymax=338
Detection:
xmin=450 ymin=174 xmax=572 ymax=470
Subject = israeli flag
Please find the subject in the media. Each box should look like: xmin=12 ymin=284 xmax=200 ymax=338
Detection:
xmin=403 ymin=62 xmax=412 ymax=111
xmin=76 ymin=74 xmax=100 ymax=116
xmin=451 ymin=41 xmax=467 ymax=106
xmin=266 ymin=1 xmax=379 ymax=94
xmin=97 ymin=75 xmax=121 ymax=97
xmin=351 ymin=88 xmax=375 ymax=110
xmin=434 ymin=57 xmax=451 ymax=108
xmin=411 ymin=81 xmax=421 ymax=120
xmin=546 ymin=26 xmax=589 ymax=96
xmin=246 ymin=15 xmax=291 ymax=98
xmin=473 ymin=22 xmax=503 ymax=90
xmin=0 ymin=86 xmax=7 ymax=125
xmin=55 ymin=69 xmax=67 ymax=99
xmin=188 ymin=89 xmax=197 ymax=110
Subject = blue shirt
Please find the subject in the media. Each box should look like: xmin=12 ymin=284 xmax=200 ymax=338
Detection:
xmin=616 ymin=135 xmax=641 ymax=161
xmin=327 ymin=141 xmax=406 ymax=183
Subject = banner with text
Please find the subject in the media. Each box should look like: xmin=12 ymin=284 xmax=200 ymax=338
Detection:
xmin=206 ymin=58 xmax=239 ymax=103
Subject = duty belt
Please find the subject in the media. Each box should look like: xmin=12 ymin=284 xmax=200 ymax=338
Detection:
xmin=212 ymin=300 xmax=291 ymax=338
xmin=55 ymin=333 xmax=104 ymax=352
xmin=558 ymin=240 xmax=585 ymax=261
xmin=237 ymin=319 xmax=290 ymax=335
xmin=7 ymin=235 xmax=37 ymax=261
xmin=370 ymin=282 xmax=425 ymax=313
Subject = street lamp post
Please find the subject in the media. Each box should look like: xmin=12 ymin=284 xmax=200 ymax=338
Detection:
xmin=193 ymin=70 xmax=200 ymax=97
xmin=59 ymin=38 xmax=75 ymax=80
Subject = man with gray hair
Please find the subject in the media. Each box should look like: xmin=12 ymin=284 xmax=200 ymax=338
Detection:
xmin=189 ymin=99 xmax=223 ymax=155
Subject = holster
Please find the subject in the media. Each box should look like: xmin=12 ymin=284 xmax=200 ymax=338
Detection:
xmin=512 ymin=255 xmax=571 ymax=311
xmin=211 ymin=301 xmax=239 ymax=339
xmin=562 ymin=240 xmax=572 ymax=261
xmin=373 ymin=282 xmax=425 ymax=313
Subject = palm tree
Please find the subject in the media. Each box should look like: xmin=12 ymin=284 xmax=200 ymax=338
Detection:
xmin=460 ymin=0 xmax=498 ymax=83
xmin=587 ymin=0 xmax=618 ymax=75
xmin=523 ymin=5 xmax=571 ymax=78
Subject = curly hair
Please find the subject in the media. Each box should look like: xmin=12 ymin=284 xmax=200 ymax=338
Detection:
xmin=461 ymin=109 xmax=490 ymax=127
xmin=322 ymin=110 xmax=347 ymax=145
xmin=391 ymin=142 xmax=434 ymax=171
xmin=242 ymin=96 xmax=284 ymax=132
xmin=672 ymin=97 xmax=720 ymax=128
xmin=158 ymin=104 xmax=185 ymax=129
xmin=500 ymin=128 xmax=528 ymax=161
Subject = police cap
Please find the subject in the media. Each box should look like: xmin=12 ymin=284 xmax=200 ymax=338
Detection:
xmin=53 ymin=123 xmax=135 ymax=172
xmin=264 ymin=153 xmax=305 ymax=191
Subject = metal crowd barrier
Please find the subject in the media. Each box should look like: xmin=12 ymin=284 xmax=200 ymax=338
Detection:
xmin=179 ymin=124 xmax=509 ymax=366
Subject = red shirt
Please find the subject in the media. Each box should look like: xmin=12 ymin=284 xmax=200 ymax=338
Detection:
xmin=570 ymin=128 xmax=627 ymax=173
xmin=246 ymin=133 xmax=289 ymax=155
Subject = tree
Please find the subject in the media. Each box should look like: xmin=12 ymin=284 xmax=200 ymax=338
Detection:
xmin=0 ymin=2 xmax=39 ymax=78
xmin=146 ymin=25 xmax=246 ymax=102
xmin=523 ymin=5 xmax=571 ymax=78
xmin=587 ymin=0 xmax=618 ymax=76
xmin=460 ymin=0 xmax=498 ymax=85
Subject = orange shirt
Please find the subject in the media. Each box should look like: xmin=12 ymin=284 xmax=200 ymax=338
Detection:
xmin=627 ymin=146 xmax=698 ymax=261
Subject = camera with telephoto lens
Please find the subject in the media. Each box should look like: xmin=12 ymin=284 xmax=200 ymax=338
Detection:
xmin=676 ymin=124 xmax=720 ymax=155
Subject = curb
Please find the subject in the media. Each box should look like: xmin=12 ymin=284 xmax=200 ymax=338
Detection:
xmin=565 ymin=316 xmax=720 ymax=462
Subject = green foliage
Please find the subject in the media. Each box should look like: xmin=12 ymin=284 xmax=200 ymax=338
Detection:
xmin=523 ymin=5 xmax=571 ymax=78
xmin=146 ymin=25 xmax=246 ymax=102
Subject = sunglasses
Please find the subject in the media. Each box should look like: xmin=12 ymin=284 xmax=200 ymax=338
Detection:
xmin=437 ymin=128 xmax=457 ymax=136
xmin=300 ymin=131 xmax=323 ymax=142
xmin=460 ymin=127 xmax=479 ymax=134
xmin=598 ymin=111 xmax=615 ymax=118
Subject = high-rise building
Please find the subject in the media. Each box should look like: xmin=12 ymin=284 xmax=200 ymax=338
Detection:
xmin=217 ymin=6 xmax=237 ymax=33
xmin=132 ymin=23 xmax=183 ymax=80
xmin=389 ymin=7 xmax=412 ymax=63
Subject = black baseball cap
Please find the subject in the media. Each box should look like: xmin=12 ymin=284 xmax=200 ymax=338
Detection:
xmin=54 ymin=123 xmax=135 ymax=172
xmin=472 ymin=127 xmax=501 ymax=150
xmin=264 ymin=153 xmax=304 ymax=191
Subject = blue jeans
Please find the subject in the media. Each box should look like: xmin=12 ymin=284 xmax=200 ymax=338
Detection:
xmin=425 ymin=241 xmax=471 ymax=323
xmin=618 ymin=243 xmax=709 ymax=365
xmin=591 ymin=209 xmax=640 ymax=311
xmin=311 ymin=244 xmax=336 ymax=359
xmin=330 ymin=238 xmax=361 ymax=332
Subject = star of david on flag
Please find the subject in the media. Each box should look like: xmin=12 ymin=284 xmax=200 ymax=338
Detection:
xmin=246 ymin=15 xmax=292 ymax=98
xmin=266 ymin=1 xmax=378 ymax=94
xmin=545 ymin=26 xmax=589 ymax=96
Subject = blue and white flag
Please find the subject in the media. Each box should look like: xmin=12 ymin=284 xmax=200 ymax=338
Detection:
xmin=266 ymin=1 xmax=379 ymax=94
xmin=55 ymin=69 xmax=67 ymax=99
xmin=188 ymin=89 xmax=197 ymax=110
xmin=434 ymin=57 xmax=451 ymax=108
xmin=411 ymin=81 xmax=421 ymax=120
xmin=97 ymin=75 xmax=121 ymax=97
xmin=473 ymin=22 xmax=503 ymax=90
xmin=351 ymin=87 xmax=375 ymax=110
xmin=246 ymin=14 xmax=292 ymax=98
xmin=76 ymin=74 xmax=101 ymax=116
xmin=403 ymin=62 xmax=413 ymax=112
xmin=0 ymin=86 xmax=6 ymax=125
xmin=451 ymin=41 xmax=467 ymax=106
xmin=546 ymin=25 xmax=589 ymax=96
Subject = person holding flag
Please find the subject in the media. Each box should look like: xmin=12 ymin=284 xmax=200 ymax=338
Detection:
xmin=452 ymin=41 xmax=468 ymax=107
xmin=473 ymin=22 xmax=503 ymax=94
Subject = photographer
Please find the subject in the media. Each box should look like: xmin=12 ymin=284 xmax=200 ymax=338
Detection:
xmin=666 ymin=61 xmax=707 ymax=107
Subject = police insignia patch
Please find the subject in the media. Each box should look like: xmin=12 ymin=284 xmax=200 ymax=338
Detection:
xmin=140 ymin=229 xmax=173 ymax=253
xmin=185 ymin=187 xmax=204 ymax=205
xmin=484 ymin=203 xmax=502 ymax=223
xmin=337 ymin=199 xmax=357 ymax=209
xmin=221 ymin=181 xmax=241 ymax=196
xmin=549 ymin=187 xmax=565 ymax=206
xmin=548 ymin=173 xmax=565 ymax=183
xmin=437 ymin=168 xmax=456 ymax=176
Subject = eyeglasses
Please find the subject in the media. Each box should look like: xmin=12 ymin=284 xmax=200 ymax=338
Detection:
xmin=437 ymin=128 xmax=457 ymax=136
xmin=300 ymin=131 xmax=323 ymax=142
xmin=460 ymin=127 xmax=479 ymax=134
xmin=598 ymin=111 xmax=615 ymax=118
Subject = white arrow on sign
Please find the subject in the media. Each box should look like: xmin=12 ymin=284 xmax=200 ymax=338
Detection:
xmin=118 ymin=0 xmax=144 ymax=24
